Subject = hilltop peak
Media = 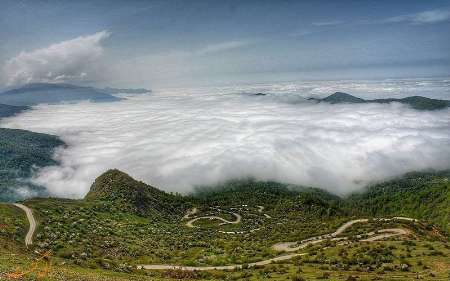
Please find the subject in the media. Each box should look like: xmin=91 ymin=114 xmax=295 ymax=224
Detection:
xmin=85 ymin=169 xmax=189 ymax=219
xmin=322 ymin=92 xmax=365 ymax=104
xmin=86 ymin=169 xmax=154 ymax=201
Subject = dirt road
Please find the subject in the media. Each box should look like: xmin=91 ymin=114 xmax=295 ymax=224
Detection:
xmin=13 ymin=203 xmax=36 ymax=247
xmin=139 ymin=216 xmax=415 ymax=271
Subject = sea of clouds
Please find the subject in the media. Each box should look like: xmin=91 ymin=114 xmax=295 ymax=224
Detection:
xmin=2 ymin=79 xmax=450 ymax=198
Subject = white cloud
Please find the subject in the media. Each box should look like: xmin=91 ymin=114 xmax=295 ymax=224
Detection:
xmin=2 ymin=80 xmax=449 ymax=198
xmin=385 ymin=9 xmax=450 ymax=24
xmin=312 ymin=20 xmax=343 ymax=26
xmin=196 ymin=40 xmax=251 ymax=55
xmin=2 ymin=31 xmax=110 ymax=86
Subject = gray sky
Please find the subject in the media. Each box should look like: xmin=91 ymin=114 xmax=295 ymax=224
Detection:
xmin=1 ymin=0 xmax=450 ymax=88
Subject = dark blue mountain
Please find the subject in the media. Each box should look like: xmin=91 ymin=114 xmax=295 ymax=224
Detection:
xmin=0 ymin=83 xmax=122 ymax=106
xmin=101 ymin=87 xmax=151 ymax=94
xmin=312 ymin=92 xmax=450 ymax=110
xmin=0 ymin=103 xmax=29 ymax=119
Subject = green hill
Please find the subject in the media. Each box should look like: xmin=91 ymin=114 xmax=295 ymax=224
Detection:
xmin=193 ymin=179 xmax=345 ymax=217
xmin=86 ymin=169 xmax=190 ymax=219
xmin=0 ymin=170 xmax=447 ymax=280
xmin=372 ymin=96 xmax=450 ymax=110
xmin=321 ymin=92 xmax=365 ymax=104
xmin=347 ymin=170 xmax=450 ymax=233
xmin=0 ymin=128 xmax=64 ymax=202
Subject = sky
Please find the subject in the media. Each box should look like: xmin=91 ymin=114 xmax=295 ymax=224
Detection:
xmin=1 ymin=0 xmax=450 ymax=88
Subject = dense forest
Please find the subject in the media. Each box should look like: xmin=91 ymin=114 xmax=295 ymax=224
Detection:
xmin=346 ymin=170 xmax=450 ymax=233
xmin=0 ymin=128 xmax=64 ymax=201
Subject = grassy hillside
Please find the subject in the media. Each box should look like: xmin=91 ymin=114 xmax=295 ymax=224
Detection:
xmin=86 ymin=169 xmax=190 ymax=219
xmin=347 ymin=170 xmax=450 ymax=233
xmin=0 ymin=128 xmax=64 ymax=202
xmin=0 ymin=170 xmax=448 ymax=280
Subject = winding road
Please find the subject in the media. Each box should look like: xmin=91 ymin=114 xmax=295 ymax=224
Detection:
xmin=138 ymin=216 xmax=416 ymax=271
xmin=273 ymin=217 xmax=415 ymax=252
xmin=185 ymin=212 xmax=242 ymax=228
xmin=13 ymin=203 xmax=36 ymax=247
xmin=9 ymin=203 xmax=417 ymax=270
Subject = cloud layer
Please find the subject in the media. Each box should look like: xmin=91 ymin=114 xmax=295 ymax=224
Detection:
xmin=2 ymin=80 xmax=450 ymax=198
xmin=2 ymin=31 xmax=110 ymax=86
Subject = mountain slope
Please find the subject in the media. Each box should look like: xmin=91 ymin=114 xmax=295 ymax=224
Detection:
xmin=0 ymin=83 xmax=121 ymax=106
xmin=0 ymin=128 xmax=64 ymax=201
xmin=1 ymin=169 xmax=446 ymax=279
xmin=347 ymin=170 xmax=450 ymax=233
xmin=0 ymin=103 xmax=29 ymax=118
xmin=193 ymin=178 xmax=345 ymax=217
xmin=86 ymin=169 xmax=189 ymax=218
xmin=321 ymin=92 xmax=365 ymax=104
xmin=372 ymin=96 xmax=450 ymax=110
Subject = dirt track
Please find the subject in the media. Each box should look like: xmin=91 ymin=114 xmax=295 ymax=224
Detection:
xmin=13 ymin=203 xmax=36 ymax=247
xmin=185 ymin=212 xmax=241 ymax=228
xmin=139 ymin=216 xmax=415 ymax=271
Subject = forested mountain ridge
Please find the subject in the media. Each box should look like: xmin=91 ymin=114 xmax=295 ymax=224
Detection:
xmin=0 ymin=100 xmax=65 ymax=202
xmin=193 ymin=178 xmax=345 ymax=217
xmin=0 ymin=103 xmax=29 ymax=118
xmin=311 ymin=92 xmax=450 ymax=110
xmin=346 ymin=170 xmax=450 ymax=233
xmin=0 ymin=128 xmax=64 ymax=202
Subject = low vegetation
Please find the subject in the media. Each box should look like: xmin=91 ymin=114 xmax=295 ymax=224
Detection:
xmin=0 ymin=170 xmax=448 ymax=280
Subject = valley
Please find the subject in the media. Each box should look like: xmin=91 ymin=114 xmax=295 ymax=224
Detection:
xmin=1 ymin=2 xmax=449 ymax=280
xmin=0 ymin=169 xmax=448 ymax=280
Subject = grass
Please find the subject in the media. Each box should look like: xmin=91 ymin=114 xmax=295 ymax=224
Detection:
xmin=0 ymin=171 xmax=449 ymax=280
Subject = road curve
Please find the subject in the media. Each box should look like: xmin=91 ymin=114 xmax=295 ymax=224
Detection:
xmin=13 ymin=203 xmax=36 ymax=247
xmin=273 ymin=217 xmax=416 ymax=252
xmin=182 ymin=208 xmax=198 ymax=220
xmin=139 ymin=217 xmax=416 ymax=271
xmin=186 ymin=212 xmax=242 ymax=228
xmin=139 ymin=252 xmax=308 ymax=271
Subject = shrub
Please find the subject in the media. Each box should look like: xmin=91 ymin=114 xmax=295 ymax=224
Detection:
xmin=291 ymin=275 xmax=306 ymax=281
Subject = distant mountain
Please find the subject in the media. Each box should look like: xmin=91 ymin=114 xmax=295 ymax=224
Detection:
xmin=0 ymin=103 xmax=29 ymax=119
xmin=313 ymin=92 xmax=450 ymax=110
xmin=0 ymin=128 xmax=65 ymax=202
xmin=101 ymin=87 xmax=151 ymax=94
xmin=0 ymin=83 xmax=122 ymax=106
xmin=371 ymin=96 xmax=450 ymax=110
xmin=86 ymin=169 xmax=189 ymax=219
xmin=321 ymin=92 xmax=365 ymax=104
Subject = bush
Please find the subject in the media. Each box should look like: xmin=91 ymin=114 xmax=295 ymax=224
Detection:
xmin=291 ymin=275 xmax=306 ymax=281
